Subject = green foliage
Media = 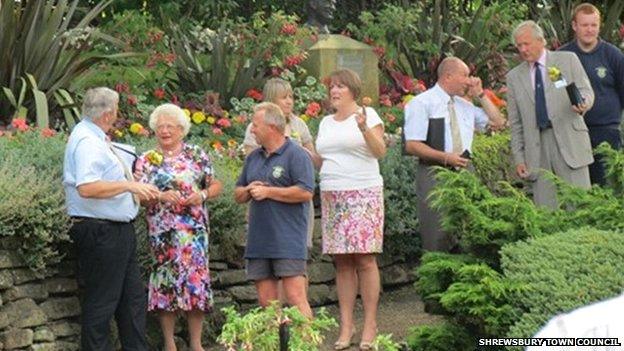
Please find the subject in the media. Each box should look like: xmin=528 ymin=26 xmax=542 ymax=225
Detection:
xmin=597 ymin=141 xmax=624 ymax=196
xmin=0 ymin=0 xmax=126 ymax=127
xmin=0 ymin=131 xmax=70 ymax=270
xmin=169 ymin=12 xmax=313 ymax=107
xmin=406 ymin=321 xmax=472 ymax=351
xmin=217 ymin=302 xmax=337 ymax=350
xmin=379 ymin=143 xmax=420 ymax=261
xmin=502 ymin=228 xmax=624 ymax=338
xmin=471 ymin=131 xmax=514 ymax=192
xmin=371 ymin=333 xmax=402 ymax=351
xmin=346 ymin=1 xmax=527 ymax=86
xmin=415 ymin=252 xmax=478 ymax=303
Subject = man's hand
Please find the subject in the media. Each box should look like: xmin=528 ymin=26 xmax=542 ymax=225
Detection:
xmin=467 ymin=76 xmax=484 ymax=98
xmin=128 ymin=182 xmax=159 ymax=200
xmin=572 ymin=101 xmax=589 ymax=115
xmin=446 ymin=153 xmax=469 ymax=168
xmin=516 ymin=163 xmax=530 ymax=179
xmin=249 ymin=185 xmax=271 ymax=201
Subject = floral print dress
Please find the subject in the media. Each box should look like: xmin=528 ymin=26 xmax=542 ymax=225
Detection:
xmin=135 ymin=143 xmax=214 ymax=312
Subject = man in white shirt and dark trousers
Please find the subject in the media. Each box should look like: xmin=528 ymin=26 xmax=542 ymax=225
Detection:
xmin=403 ymin=57 xmax=505 ymax=251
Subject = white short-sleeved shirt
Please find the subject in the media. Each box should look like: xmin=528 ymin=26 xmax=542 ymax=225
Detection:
xmin=316 ymin=106 xmax=384 ymax=191
xmin=243 ymin=115 xmax=313 ymax=151
xmin=404 ymin=83 xmax=489 ymax=152
xmin=63 ymin=119 xmax=138 ymax=222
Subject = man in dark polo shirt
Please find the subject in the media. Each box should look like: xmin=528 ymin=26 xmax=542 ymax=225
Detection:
xmin=234 ymin=102 xmax=315 ymax=318
xmin=559 ymin=3 xmax=624 ymax=185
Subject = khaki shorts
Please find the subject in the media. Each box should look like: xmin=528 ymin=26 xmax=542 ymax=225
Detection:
xmin=246 ymin=258 xmax=307 ymax=281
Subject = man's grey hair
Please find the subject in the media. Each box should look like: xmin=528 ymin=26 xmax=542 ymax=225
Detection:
xmin=512 ymin=20 xmax=547 ymax=44
xmin=254 ymin=102 xmax=285 ymax=133
xmin=82 ymin=87 xmax=119 ymax=120
xmin=148 ymin=103 xmax=191 ymax=137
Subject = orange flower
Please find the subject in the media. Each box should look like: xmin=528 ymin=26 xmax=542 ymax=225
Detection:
xmin=483 ymin=89 xmax=506 ymax=108
xmin=11 ymin=118 xmax=28 ymax=132
xmin=212 ymin=141 xmax=223 ymax=151
xmin=41 ymin=128 xmax=56 ymax=137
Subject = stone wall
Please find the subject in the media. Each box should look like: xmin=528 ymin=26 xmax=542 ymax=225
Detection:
xmin=0 ymin=219 xmax=416 ymax=350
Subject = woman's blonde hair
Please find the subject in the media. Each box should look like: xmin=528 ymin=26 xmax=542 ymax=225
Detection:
xmin=262 ymin=78 xmax=293 ymax=104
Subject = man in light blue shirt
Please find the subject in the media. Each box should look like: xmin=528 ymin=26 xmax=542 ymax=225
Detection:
xmin=63 ymin=87 xmax=159 ymax=351
xmin=404 ymin=57 xmax=504 ymax=251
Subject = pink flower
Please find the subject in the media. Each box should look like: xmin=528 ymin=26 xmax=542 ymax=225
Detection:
xmin=620 ymin=24 xmax=624 ymax=40
xmin=115 ymin=83 xmax=129 ymax=94
xmin=212 ymin=127 xmax=223 ymax=135
xmin=41 ymin=128 xmax=56 ymax=137
xmin=386 ymin=113 xmax=396 ymax=123
xmin=283 ymin=53 xmax=305 ymax=68
xmin=11 ymin=118 xmax=28 ymax=132
xmin=216 ymin=118 xmax=231 ymax=128
xmin=305 ymin=102 xmax=321 ymax=117
xmin=280 ymin=23 xmax=297 ymax=36
xmin=127 ymin=95 xmax=137 ymax=106
xmin=379 ymin=94 xmax=392 ymax=107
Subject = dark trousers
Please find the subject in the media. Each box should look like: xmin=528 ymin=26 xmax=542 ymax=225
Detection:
xmin=588 ymin=125 xmax=622 ymax=186
xmin=70 ymin=220 xmax=148 ymax=351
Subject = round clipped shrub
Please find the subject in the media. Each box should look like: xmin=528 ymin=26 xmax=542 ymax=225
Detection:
xmin=501 ymin=228 xmax=624 ymax=339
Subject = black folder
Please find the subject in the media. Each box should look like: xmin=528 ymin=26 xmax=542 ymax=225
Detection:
xmin=419 ymin=117 xmax=445 ymax=165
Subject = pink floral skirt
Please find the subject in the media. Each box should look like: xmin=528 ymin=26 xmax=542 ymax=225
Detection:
xmin=321 ymin=186 xmax=384 ymax=254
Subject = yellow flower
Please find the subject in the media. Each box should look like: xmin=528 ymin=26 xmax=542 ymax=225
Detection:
xmin=227 ymin=139 xmax=237 ymax=148
xmin=222 ymin=110 xmax=230 ymax=118
xmin=146 ymin=150 xmax=163 ymax=166
xmin=129 ymin=123 xmax=144 ymax=134
xmin=548 ymin=66 xmax=562 ymax=81
xmin=206 ymin=116 xmax=216 ymax=125
xmin=300 ymin=114 xmax=310 ymax=123
xmin=402 ymin=94 xmax=415 ymax=104
xmin=114 ymin=130 xmax=124 ymax=138
xmin=183 ymin=108 xmax=191 ymax=117
xmin=191 ymin=111 xmax=206 ymax=124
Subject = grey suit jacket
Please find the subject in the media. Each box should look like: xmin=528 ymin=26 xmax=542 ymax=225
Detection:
xmin=507 ymin=50 xmax=595 ymax=171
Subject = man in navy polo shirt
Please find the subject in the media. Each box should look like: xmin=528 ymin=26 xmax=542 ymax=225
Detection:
xmin=234 ymin=102 xmax=315 ymax=318
xmin=559 ymin=3 xmax=624 ymax=185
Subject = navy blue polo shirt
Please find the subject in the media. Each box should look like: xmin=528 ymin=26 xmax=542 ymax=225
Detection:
xmin=236 ymin=138 xmax=314 ymax=260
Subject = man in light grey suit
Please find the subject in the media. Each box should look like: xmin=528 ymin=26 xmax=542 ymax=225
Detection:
xmin=507 ymin=20 xmax=595 ymax=208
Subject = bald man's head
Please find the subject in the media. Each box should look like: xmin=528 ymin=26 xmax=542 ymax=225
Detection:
xmin=437 ymin=57 xmax=470 ymax=96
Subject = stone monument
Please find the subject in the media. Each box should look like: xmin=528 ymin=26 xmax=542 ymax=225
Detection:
xmin=303 ymin=0 xmax=379 ymax=104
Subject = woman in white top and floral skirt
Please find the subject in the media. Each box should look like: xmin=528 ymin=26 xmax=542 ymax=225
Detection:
xmin=310 ymin=69 xmax=386 ymax=350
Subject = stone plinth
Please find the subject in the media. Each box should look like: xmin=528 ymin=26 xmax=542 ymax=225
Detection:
xmin=303 ymin=34 xmax=379 ymax=104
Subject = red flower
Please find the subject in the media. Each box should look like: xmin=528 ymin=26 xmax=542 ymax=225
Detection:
xmin=270 ymin=67 xmax=283 ymax=77
xmin=483 ymin=89 xmax=506 ymax=108
xmin=11 ymin=118 xmax=28 ymax=132
xmin=127 ymin=95 xmax=137 ymax=106
xmin=115 ymin=83 xmax=130 ymax=94
xmin=416 ymin=80 xmax=427 ymax=93
xmin=216 ymin=118 xmax=231 ymax=128
xmin=620 ymin=24 xmax=624 ymax=39
xmin=246 ymin=89 xmax=263 ymax=101
xmin=280 ymin=23 xmax=297 ymax=36
xmin=283 ymin=53 xmax=305 ymax=68
xmin=305 ymin=102 xmax=321 ymax=117
xmin=41 ymin=128 xmax=56 ymax=137
xmin=363 ymin=37 xmax=374 ymax=45
xmin=153 ymin=88 xmax=166 ymax=100
xmin=163 ymin=52 xmax=176 ymax=65
xmin=373 ymin=46 xmax=385 ymax=58
xmin=170 ymin=94 xmax=179 ymax=105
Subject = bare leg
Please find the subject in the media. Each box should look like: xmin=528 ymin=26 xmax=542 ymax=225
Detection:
xmin=187 ymin=310 xmax=205 ymax=351
xmin=355 ymin=254 xmax=380 ymax=344
xmin=334 ymin=254 xmax=358 ymax=343
xmin=254 ymin=278 xmax=279 ymax=307
xmin=159 ymin=311 xmax=177 ymax=351
xmin=282 ymin=275 xmax=313 ymax=318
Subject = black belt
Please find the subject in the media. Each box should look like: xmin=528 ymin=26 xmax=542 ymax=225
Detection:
xmin=70 ymin=216 xmax=134 ymax=225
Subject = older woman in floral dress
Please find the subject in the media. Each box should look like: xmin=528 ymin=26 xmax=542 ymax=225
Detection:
xmin=135 ymin=103 xmax=222 ymax=351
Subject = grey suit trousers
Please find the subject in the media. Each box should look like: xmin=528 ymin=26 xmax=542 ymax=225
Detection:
xmin=532 ymin=128 xmax=591 ymax=209
xmin=417 ymin=164 xmax=456 ymax=252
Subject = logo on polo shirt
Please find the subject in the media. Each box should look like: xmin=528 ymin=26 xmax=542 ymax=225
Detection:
xmin=596 ymin=66 xmax=607 ymax=79
xmin=272 ymin=165 xmax=284 ymax=179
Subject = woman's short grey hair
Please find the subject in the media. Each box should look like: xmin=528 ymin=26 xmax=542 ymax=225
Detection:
xmin=263 ymin=78 xmax=293 ymax=104
xmin=82 ymin=87 xmax=119 ymax=121
xmin=512 ymin=20 xmax=546 ymax=44
xmin=148 ymin=103 xmax=191 ymax=136
xmin=254 ymin=102 xmax=285 ymax=133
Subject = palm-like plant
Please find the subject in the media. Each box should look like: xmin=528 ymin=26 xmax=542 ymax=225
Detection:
xmin=0 ymin=0 xmax=127 ymax=128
